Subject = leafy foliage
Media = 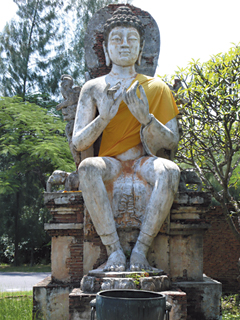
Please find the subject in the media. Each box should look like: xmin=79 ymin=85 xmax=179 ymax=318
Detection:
xmin=0 ymin=96 xmax=74 ymax=264
xmin=222 ymin=295 xmax=240 ymax=319
xmin=173 ymin=45 xmax=240 ymax=241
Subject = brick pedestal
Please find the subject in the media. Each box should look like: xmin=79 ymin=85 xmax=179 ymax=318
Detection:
xmin=33 ymin=191 xmax=222 ymax=320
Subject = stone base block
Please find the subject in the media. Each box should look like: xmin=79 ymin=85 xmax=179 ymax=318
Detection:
xmin=69 ymin=289 xmax=96 ymax=320
xmin=33 ymin=276 xmax=74 ymax=320
xmin=174 ymin=275 xmax=222 ymax=320
xmin=81 ymin=269 xmax=169 ymax=293
xmin=69 ymin=288 xmax=187 ymax=320
xmin=162 ymin=289 xmax=187 ymax=320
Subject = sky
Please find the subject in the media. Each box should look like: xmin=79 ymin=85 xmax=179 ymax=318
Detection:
xmin=0 ymin=0 xmax=240 ymax=76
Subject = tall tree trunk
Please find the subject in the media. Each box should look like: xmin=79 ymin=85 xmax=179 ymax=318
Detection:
xmin=14 ymin=191 xmax=20 ymax=266
xmin=30 ymin=245 xmax=34 ymax=267
xmin=22 ymin=0 xmax=40 ymax=100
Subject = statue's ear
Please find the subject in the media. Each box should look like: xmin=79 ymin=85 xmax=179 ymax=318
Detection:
xmin=103 ymin=41 xmax=111 ymax=67
xmin=138 ymin=40 xmax=145 ymax=66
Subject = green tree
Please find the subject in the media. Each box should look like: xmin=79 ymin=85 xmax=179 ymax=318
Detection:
xmin=0 ymin=96 xmax=75 ymax=265
xmin=174 ymin=45 xmax=240 ymax=241
xmin=0 ymin=0 xmax=69 ymax=98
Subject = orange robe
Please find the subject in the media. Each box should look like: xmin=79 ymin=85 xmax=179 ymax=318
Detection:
xmin=98 ymin=74 xmax=179 ymax=157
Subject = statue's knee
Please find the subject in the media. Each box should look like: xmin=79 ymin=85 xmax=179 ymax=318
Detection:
xmin=78 ymin=157 xmax=101 ymax=181
xmin=154 ymin=159 xmax=180 ymax=190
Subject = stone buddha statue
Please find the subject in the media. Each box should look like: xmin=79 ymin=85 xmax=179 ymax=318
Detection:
xmin=72 ymin=6 xmax=180 ymax=272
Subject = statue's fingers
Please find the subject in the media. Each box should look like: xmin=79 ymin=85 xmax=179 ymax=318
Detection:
xmin=108 ymin=82 xmax=121 ymax=93
xmin=124 ymin=89 xmax=131 ymax=106
xmin=103 ymin=83 xmax=111 ymax=95
xmin=128 ymin=81 xmax=140 ymax=104
xmin=115 ymin=91 xmax=123 ymax=106
xmin=139 ymin=85 xmax=148 ymax=105
xmin=107 ymin=83 xmax=121 ymax=100
xmin=122 ymin=87 xmax=128 ymax=104
xmin=127 ymin=89 xmax=136 ymax=105
xmin=130 ymin=80 xmax=139 ymax=91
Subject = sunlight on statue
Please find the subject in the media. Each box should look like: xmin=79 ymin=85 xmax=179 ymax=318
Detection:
xmin=72 ymin=7 xmax=180 ymax=272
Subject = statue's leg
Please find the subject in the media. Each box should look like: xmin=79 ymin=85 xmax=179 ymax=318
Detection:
xmin=78 ymin=156 xmax=126 ymax=271
xmin=130 ymin=157 xmax=180 ymax=271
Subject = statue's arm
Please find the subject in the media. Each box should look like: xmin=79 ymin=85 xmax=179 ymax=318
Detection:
xmin=72 ymin=84 xmax=106 ymax=151
xmin=72 ymin=81 xmax=122 ymax=152
xmin=140 ymin=116 xmax=179 ymax=156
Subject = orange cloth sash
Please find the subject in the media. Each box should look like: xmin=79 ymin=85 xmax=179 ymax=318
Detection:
xmin=98 ymin=74 xmax=179 ymax=157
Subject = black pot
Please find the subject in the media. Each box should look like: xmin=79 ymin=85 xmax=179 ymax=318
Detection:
xmin=90 ymin=289 xmax=171 ymax=320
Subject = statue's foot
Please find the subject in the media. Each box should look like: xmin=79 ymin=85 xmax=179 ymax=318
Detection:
xmin=103 ymin=249 xmax=126 ymax=272
xmin=130 ymin=249 xmax=152 ymax=271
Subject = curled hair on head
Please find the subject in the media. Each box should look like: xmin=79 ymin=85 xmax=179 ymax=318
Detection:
xmin=103 ymin=6 xmax=145 ymax=48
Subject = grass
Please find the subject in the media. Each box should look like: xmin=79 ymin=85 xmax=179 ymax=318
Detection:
xmin=0 ymin=263 xmax=51 ymax=273
xmin=0 ymin=291 xmax=33 ymax=320
xmin=222 ymin=295 xmax=240 ymax=320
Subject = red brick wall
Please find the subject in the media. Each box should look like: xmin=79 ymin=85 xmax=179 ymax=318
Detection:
xmin=203 ymin=206 xmax=240 ymax=293
xmin=48 ymin=229 xmax=84 ymax=286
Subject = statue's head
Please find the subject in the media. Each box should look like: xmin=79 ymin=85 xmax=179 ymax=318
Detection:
xmin=103 ymin=6 xmax=145 ymax=67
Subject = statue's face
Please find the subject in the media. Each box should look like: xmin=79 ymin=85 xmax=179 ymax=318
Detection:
xmin=107 ymin=27 xmax=140 ymax=67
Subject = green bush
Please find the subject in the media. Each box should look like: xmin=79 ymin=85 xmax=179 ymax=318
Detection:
xmin=222 ymin=295 xmax=240 ymax=319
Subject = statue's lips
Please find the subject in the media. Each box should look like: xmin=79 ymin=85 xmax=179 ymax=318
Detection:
xmin=119 ymin=51 xmax=130 ymax=56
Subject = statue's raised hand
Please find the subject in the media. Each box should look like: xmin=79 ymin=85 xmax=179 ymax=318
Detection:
xmin=123 ymin=81 xmax=152 ymax=126
xmin=99 ymin=82 xmax=123 ymax=122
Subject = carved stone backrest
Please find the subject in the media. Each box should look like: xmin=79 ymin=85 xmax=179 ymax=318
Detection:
xmin=84 ymin=4 xmax=160 ymax=79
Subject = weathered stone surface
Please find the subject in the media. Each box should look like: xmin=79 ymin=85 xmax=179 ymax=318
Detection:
xmin=69 ymin=289 xmax=96 ymax=320
xmin=51 ymin=236 xmax=72 ymax=283
xmin=169 ymin=232 xmax=205 ymax=282
xmin=88 ymin=268 xmax=164 ymax=278
xmin=81 ymin=269 xmax=169 ymax=293
xmin=80 ymin=276 xmax=95 ymax=293
xmin=83 ymin=242 xmax=101 ymax=275
xmin=100 ymin=277 xmax=137 ymax=290
xmin=161 ymin=289 xmax=187 ymax=320
xmin=33 ymin=276 xmax=73 ymax=320
xmin=44 ymin=191 xmax=83 ymax=205
xmin=139 ymin=277 xmax=156 ymax=291
xmin=174 ymin=276 xmax=222 ymax=320
xmin=154 ymin=275 xmax=170 ymax=291
xmin=45 ymin=223 xmax=83 ymax=230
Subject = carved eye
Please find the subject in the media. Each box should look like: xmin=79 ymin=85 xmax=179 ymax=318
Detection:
xmin=128 ymin=36 xmax=138 ymax=41
xmin=111 ymin=36 xmax=121 ymax=42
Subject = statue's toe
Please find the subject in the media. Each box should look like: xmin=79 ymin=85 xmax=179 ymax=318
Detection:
xmin=118 ymin=264 xmax=125 ymax=272
xmin=115 ymin=264 xmax=125 ymax=272
xmin=110 ymin=265 xmax=115 ymax=272
xmin=103 ymin=249 xmax=126 ymax=272
xmin=103 ymin=265 xmax=111 ymax=272
xmin=130 ymin=263 xmax=140 ymax=271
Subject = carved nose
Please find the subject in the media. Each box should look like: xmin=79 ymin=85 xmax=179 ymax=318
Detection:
xmin=121 ymin=36 xmax=129 ymax=47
